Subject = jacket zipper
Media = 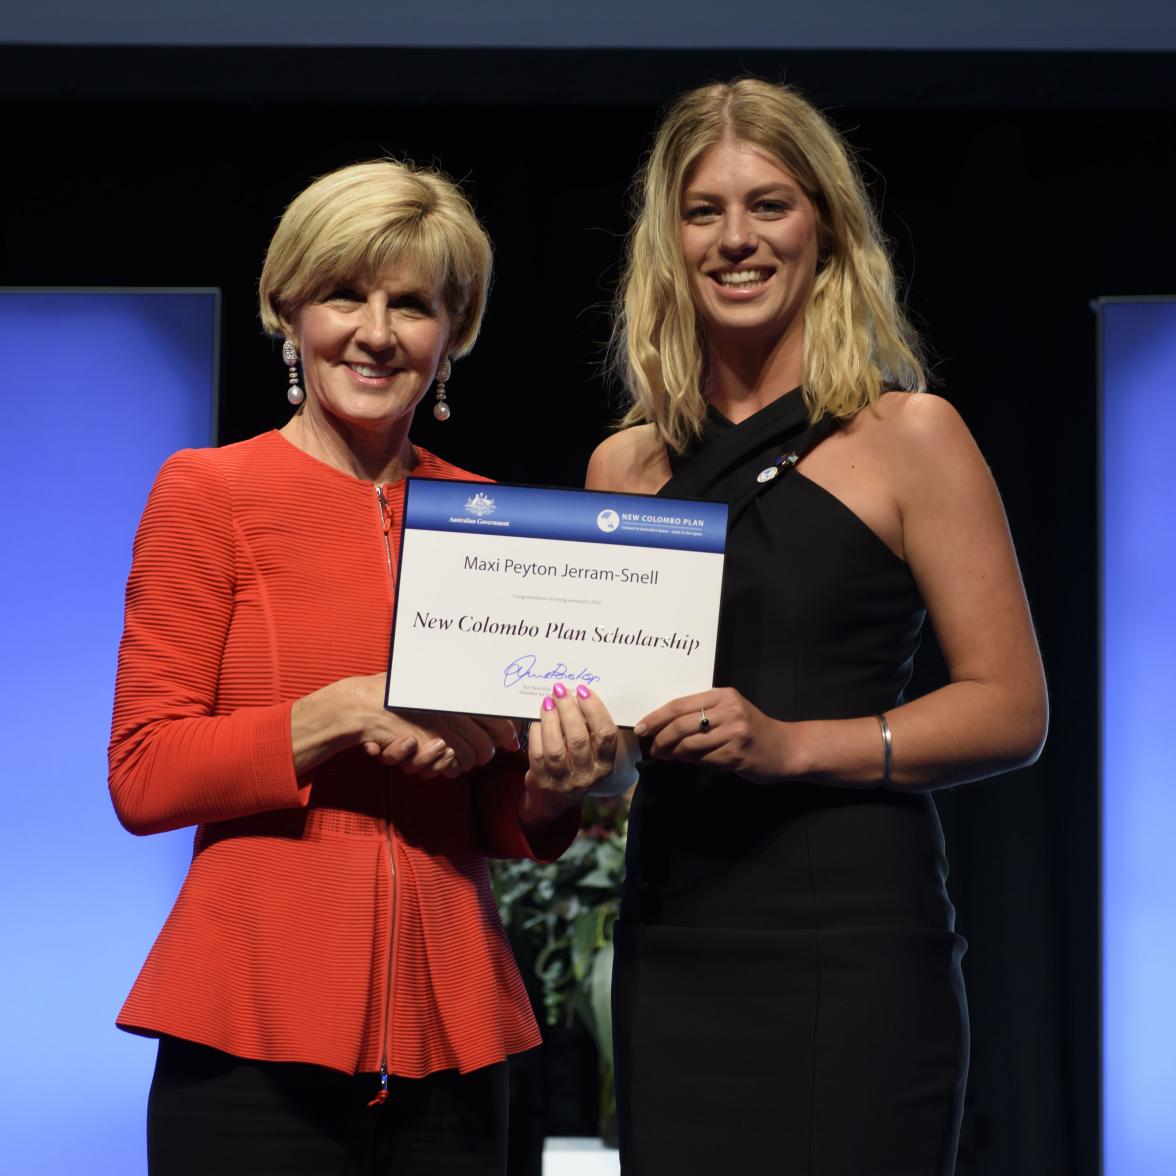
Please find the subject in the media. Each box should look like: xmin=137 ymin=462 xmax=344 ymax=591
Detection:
xmin=368 ymin=483 xmax=399 ymax=1107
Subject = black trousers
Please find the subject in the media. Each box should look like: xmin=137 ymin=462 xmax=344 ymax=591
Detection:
xmin=147 ymin=1037 xmax=509 ymax=1176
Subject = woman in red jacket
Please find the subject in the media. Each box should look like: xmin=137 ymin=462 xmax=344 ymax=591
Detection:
xmin=109 ymin=159 xmax=617 ymax=1175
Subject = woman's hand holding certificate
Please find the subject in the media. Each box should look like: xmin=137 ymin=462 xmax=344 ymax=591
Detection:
xmin=518 ymin=682 xmax=625 ymax=828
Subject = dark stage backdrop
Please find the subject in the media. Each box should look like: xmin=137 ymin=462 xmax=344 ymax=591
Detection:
xmin=5 ymin=45 xmax=1174 ymax=1176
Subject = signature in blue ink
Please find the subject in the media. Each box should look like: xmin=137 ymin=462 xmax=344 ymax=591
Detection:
xmin=503 ymin=654 xmax=601 ymax=689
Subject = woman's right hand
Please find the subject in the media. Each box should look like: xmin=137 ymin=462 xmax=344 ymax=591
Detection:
xmin=518 ymin=684 xmax=625 ymax=831
xmin=291 ymin=673 xmax=516 ymax=779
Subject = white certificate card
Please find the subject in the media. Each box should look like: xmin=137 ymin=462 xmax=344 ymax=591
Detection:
xmin=384 ymin=480 xmax=728 ymax=727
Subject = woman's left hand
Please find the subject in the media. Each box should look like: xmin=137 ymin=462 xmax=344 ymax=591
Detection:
xmin=635 ymin=687 xmax=792 ymax=785
xmin=376 ymin=712 xmax=519 ymax=777
xmin=520 ymin=684 xmax=619 ymax=828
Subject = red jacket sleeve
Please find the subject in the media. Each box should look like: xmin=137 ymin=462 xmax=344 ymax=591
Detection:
xmin=472 ymin=751 xmax=581 ymax=863
xmin=108 ymin=450 xmax=305 ymax=835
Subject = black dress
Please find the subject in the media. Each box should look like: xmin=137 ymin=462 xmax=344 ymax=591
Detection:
xmin=612 ymin=389 xmax=969 ymax=1175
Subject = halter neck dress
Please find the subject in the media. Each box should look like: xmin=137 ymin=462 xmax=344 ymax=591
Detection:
xmin=611 ymin=388 xmax=969 ymax=1175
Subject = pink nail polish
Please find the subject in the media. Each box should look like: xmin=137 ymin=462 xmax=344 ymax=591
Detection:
xmin=542 ymin=697 xmax=556 ymax=712
xmin=576 ymin=684 xmax=591 ymax=700
xmin=552 ymin=682 xmax=568 ymax=699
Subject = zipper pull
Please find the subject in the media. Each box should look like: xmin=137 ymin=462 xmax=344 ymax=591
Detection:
xmin=375 ymin=485 xmax=392 ymax=535
xmin=367 ymin=1058 xmax=390 ymax=1107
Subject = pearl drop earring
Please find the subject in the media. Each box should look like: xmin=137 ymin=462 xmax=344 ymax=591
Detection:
xmin=433 ymin=357 xmax=452 ymax=421
xmin=283 ymin=339 xmax=305 ymax=406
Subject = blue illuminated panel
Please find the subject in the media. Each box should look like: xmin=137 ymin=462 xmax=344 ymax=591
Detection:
xmin=0 ymin=291 xmax=217 ymax=1175
xmin=1101 ymin=297 xmax=1176 ymax=1175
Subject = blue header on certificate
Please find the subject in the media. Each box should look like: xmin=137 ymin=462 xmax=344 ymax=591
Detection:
xmin=404 ymin=479 xmax=727 ymax=554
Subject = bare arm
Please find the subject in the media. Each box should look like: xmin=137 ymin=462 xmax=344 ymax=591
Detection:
xmin=586 ymin=424 xmax=672 ymax=496
xmin=632 ymin=396 xmax=1048 ymax=791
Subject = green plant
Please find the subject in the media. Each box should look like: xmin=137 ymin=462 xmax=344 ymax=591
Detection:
xmin=491 ymin=796 xmax=628 ymax=1136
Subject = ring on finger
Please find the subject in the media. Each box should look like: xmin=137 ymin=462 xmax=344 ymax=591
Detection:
xmin=699 ymin=706 xmax=711 ymax=733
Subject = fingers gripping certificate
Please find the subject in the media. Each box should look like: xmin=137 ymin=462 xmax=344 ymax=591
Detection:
xmin=384 ymin=480 xmax=728 ymax=728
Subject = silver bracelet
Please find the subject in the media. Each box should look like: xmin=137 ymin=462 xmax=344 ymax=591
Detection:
xmin=875 ymin=713 xmax=893 ymax=788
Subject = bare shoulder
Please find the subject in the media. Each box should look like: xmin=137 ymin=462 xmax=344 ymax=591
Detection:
xmin=848 ymin=390 xmax=966 ymax=440
xmin=849 ymin=392 xmax=982 ymax=481
xmin=586 ymin=424 xmax=671 ymax=493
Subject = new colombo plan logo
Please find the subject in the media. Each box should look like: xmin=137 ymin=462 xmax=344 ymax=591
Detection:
xmin=465 ymin=492 xmax=496 ymax=517
xmin=596 ymin=509 xmax=620 ymax=533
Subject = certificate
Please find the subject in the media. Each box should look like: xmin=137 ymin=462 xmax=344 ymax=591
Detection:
xmin=384 ymin=479 xmax=727 ymax=728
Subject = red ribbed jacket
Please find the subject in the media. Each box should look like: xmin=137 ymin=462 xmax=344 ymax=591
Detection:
xmin=109 ymin=430 xmax=576 ymax=1077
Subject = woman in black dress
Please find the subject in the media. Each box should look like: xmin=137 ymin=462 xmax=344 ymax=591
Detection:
xmin=587 ymin=79 xmax=1048 ymax=1175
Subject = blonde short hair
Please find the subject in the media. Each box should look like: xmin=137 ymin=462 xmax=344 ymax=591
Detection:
xmin=614 ymin=79 xmax=926 ymax=453
xmin=259 ymin=159 xmax=492 ymax=357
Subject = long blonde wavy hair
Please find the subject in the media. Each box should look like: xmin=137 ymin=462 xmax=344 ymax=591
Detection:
xmin=614 ymin=79 xmax=926 ymax=453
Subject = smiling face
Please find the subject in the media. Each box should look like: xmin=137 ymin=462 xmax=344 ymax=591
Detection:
xmin=680 ymin=137 xmax=821 ymax=351
xmin=289 ymin=262 xmax=453 ymax=441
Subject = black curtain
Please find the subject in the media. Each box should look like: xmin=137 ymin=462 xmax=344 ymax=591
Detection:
xmin=8 ymin=44 xmax=1173 ymax=1175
